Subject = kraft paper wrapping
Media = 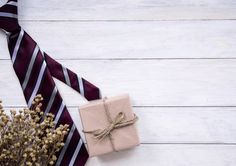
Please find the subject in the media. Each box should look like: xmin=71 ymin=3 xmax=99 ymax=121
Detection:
xmin=79 ymin=94 xmax=140 ymax=157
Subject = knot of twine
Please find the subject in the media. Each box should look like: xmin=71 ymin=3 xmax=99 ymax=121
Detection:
xmin=83 ymin=97 xmax=138 ymax=151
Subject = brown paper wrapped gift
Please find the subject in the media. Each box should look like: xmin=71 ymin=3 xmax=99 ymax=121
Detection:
xmin=79 ymin=94 xmax=140 ymax=157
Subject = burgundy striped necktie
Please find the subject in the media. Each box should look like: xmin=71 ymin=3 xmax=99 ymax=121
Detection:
xmin=0 ymin=1 xmax=101 ymax=165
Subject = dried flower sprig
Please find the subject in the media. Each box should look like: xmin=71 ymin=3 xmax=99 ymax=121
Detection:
xmin=0 ymin=95 xmax=69 ymax=166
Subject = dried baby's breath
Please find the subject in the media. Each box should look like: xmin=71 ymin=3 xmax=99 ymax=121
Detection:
xmin=0 ymin=95 xmax=69 ymax=166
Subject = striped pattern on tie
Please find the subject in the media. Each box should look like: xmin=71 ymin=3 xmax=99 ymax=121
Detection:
xmin=1 ymin=0 xmax=101 ymax=165
xmin=0 ymin=0 xmax=20 ymax=33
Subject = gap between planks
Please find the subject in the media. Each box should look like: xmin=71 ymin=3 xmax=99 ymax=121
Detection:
xmin=4 ymin=105 xmax=236 ymax=108
xmin=2 ymin=58 xmax=236 ymax=61
xmin=19 ymin=19 xmax=236 ymax=22
xmin=84 ymin=143 xmax=236 ymax=145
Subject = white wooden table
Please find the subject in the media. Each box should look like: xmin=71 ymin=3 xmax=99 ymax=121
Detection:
xmin=0 ymin=0 xmax=236 ymax=165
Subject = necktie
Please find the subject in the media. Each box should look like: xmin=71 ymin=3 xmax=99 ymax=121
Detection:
xmin=0 ymin=1 xmax=101 ymax=165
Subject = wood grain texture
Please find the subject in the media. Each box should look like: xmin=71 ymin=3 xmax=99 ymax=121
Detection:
xmin=70 ymin=107 xmax=236 ymax=144
xmin=1 ymin=59 xmax=236 ymax=107
xmin=0 ymin=0 xmax=235 ymax=20
xmin=86 ymin=144 xmax=236 ymax=166
xmin=4 ymin=106 xmax=236 ymax=144
xmin=1 ymin=21 xmax=236 ymax=59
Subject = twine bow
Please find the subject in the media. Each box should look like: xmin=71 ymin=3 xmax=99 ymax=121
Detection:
xmin=83 ymin=97 xmax=138 ymax=151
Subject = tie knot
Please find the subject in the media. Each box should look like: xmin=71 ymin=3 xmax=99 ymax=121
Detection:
xmin=0 ymin=0 xmax=20 ymax=33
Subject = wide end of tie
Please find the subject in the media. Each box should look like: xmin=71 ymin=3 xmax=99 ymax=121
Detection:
xmin=0 ymin=0 xmax=20 ymax=33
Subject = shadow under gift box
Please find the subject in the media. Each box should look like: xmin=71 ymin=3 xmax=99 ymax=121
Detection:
xmin=79 ymin=94 xmax=140 ymax=157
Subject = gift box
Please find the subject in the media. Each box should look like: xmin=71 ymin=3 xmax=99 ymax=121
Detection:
xmin=79 ymin=94 xmax=140 ymax=157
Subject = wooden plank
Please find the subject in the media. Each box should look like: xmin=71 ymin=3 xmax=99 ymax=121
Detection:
xmin=86 ymin=144 xmax=236 ymax=166
xmin=1 ymin=59 xmax=236 ymax=107
xmin=3 ymin=106 xmax=236 ymax=144
xmin=1 ymin=21 xmax=236 ymax=59
xmin=71 ymin=107 xmax=236 ymax=144
xmin=1 ymin=0 xmax=235 ymax=20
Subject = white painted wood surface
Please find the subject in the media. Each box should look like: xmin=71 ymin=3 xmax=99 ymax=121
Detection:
xmin=2 ymin=60 xmax=236 ymax=107
xmin=1 ymin=21 xmax=236 ymax=59
xmin=86 ymin=145 xmax=236 ymax=166
xmin=14 ymin=0 xmax=236 ymax=20
xmin=0 ymin=0 xmax=236 ymax=165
